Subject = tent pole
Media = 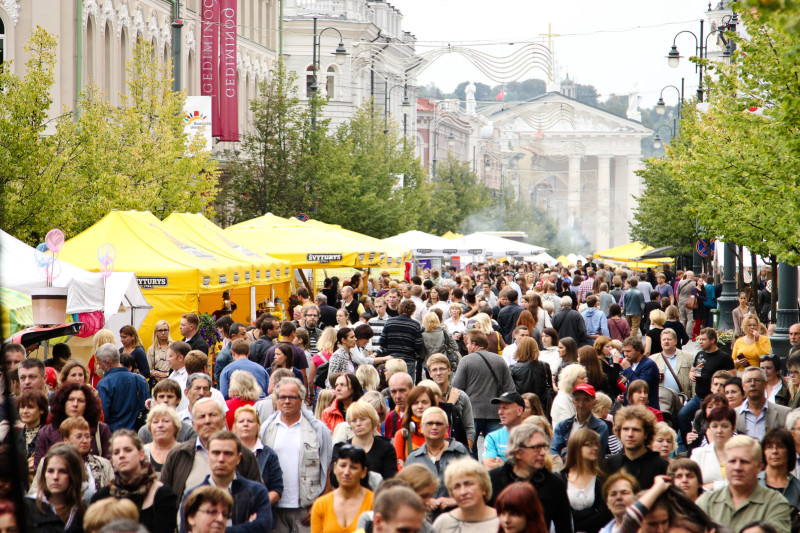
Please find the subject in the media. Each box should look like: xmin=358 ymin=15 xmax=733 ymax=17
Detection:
xmin=297 ymin=270 xmax=314 ymax=296
xmin=250 ymin=286 xmax=256 ymax=325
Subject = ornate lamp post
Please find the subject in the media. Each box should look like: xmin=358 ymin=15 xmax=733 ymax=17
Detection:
xmin=310 ymin=17 xmax=347 ymax=127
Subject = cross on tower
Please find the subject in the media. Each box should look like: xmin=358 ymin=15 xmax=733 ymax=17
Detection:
xmin=539 ymin=23 xmax=560 ymax=52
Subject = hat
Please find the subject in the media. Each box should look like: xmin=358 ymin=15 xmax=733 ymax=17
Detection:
xmin=44 ymin=367 xmax=58 ymax=390
xmin=573 ymin=384 xmax=596 ymax=398
xmin=491 ymin=391 xmax=525 ymax=408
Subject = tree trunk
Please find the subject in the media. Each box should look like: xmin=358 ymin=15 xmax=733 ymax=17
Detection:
xmin=771 ymin=255 xmax=778 ymax=324
xmin=737 ymin=246 xmax=745 ymax=292
xmin=751 ymin=252 xmax=759 ymax=309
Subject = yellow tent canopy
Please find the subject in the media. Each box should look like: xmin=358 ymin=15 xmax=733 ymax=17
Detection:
xmin=299 ymin=219 xmax=412 ymax=268
xmin=595 ymin=242 xmax=673 ymax=269
xmin=226 ymin=214 xmax=404 ymax=269
xmin=60 ymin=211 xmax=261 ymax=339
xmin=163 ymin=213 xmax=291 ymax=285
xmin=556 ymin=255 xmax=570 ymax=265
xmin=441 ymin=231 xmax=463 ymax=239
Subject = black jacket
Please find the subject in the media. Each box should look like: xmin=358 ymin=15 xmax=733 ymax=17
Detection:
xmin=555 ymin=470 xmax=612 ymax=533
xmin=92 ymin=485 xmax=178 ymax=533
xmin=497 ymin=303 xmax=524 ymax=343
xmin=183 ymin=334 xmax=210 ymax=356
xmin=489 ymin=463 xmax=573 ymax=533
xmin=510 ymin=360 xmax=551 ymax=409
xmin=603 ymin=449 xmax=668 ymax=489
xmin=248 ymin=336 xmax=274 ymax=366
xmin=553 ymin=308 xmax=589 ymax=346
xmin=24 ymin=496 xmax=83 ymax=533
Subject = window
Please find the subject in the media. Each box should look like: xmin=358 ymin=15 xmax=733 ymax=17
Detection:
xmin=306 ymin=65 xmax=314 ymax=97
xmin=326 ymin=65 xmax=336 ymax=99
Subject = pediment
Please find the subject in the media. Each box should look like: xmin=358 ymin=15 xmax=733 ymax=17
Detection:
xmin=484 ymin=92 xmax=652 ymax=136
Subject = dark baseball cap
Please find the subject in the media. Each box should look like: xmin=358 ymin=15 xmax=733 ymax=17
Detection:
xmin=491 ymin=391 xmax=525 ymax=408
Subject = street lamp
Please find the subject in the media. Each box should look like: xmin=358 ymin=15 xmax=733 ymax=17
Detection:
xmin=384 ymin=81 xmax=411 ymax=139
xmin=655 ymin=82 xmax=683 ymax=116
xmin=652 ymin=124 xmax=673 ymax=150
xmin=310 ymin=17 xmax=348 ymax=127
xmin=666 ymin=14 xmax=737 ymax=102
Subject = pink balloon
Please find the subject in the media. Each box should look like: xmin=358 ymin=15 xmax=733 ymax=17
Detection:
xmin=45 ymin=229 xmax=65 ymax=254
xmin=101 ymin=262 xmax=114 ymax=279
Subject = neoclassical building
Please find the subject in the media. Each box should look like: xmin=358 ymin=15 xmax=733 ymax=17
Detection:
xmin=1 ymin=0 xmax=279 ymax=141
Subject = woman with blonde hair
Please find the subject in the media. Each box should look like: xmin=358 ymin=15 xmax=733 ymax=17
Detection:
xmin=652 ymin=421 xmax=678 ymax=462
xmin=343 ymin=401 xmax=398 ymax=482
xmin=84 ymin=498 xmax=139 ymax=533
xmin=443 ymin=304 xmax=468 ymax=335
xmin=231 ymin=405 xmax=283 ymax=504
xmin=119 ymin=325 xmax=150 ymax=379
xmin=314 ymin=389 xmax=335 ymax=420
xmin=663 ymin=305 xmax=690 ymax=348
xmin=225 ymin=370 xmax=262 ymax=429
xmin=556 ymin=428 xmax=610 ymax=533
xmin=356 ymin=364 xmax=380 ymax=392
xmin=147 ymin=320 xmax=173 ymax=386
xmin=142 ymin=404 xmax=180 ymax=476
xmin=550 ymin=364 xmax=587 ymax=425
xmin=89 ymin=329 xmax=116 ymax=387
xmin=422 ymin=312 xmax=460 ymax=363
xmin=644 ymin=309 xmax=667 ymax=356
xmin=733 ymin=313 xmax=772 ymax=370
xmin=473 ymin=313 xmax=505 ymax=354
xmin=432 ymin=458 xmax=498 ymax=532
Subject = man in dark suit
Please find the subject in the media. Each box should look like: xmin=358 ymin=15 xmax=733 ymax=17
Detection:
xmin=496 ymin=289 xmax=523 ymax=344
xmin=619 ymin=336 xmax=660 ymax=410
xmin=180 ymin=313 xmax=210 ymax=355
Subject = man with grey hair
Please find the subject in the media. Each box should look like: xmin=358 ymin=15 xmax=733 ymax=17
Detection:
xmin=161 ymin=397 xmax=261 ymax=501
xmin=737 ymin=366 xmax=792 ymax=440
xmin=96 ymin=342 xmax=150 ymax=431
xmin=261 ymin=377 xmax=332 ymax=533
xmin=488 ymin=423 xmax=571 ymax=533
xmin=697 ymin=435 xmax=791 ymax=532
xmin=649 ymin=328 xmax=693 ymax=399
xmin=315 ymin=293 xmax=338 ymax=330
xmin=179 ymin=373 xmax=214 ymax=422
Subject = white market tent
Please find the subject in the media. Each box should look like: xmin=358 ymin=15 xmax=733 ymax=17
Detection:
xmin=384 ymin=230 xmax=484 ymax=256
xmin=0 ymin=230 xmax=152 ymax=336
xmin=450 ymin=232 xmax=546 ymax=258
xmin=525 ymin=251 xmax=559 ymax=265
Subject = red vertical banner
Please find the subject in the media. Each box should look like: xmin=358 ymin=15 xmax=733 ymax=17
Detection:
xmin=200 ymin=0 xmax=220 ymax=137
xmin=219 ymin=0 xmax=239 ymax=142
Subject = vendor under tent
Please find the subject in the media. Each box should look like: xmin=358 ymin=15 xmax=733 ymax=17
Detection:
xmin=59 ymin=210 xmax=256 ymax=342
xmin=450 ymin=232 xmax=545 ymax=259
xmin=0 ymin=229 xmax=152 ymax=344
xmin=595 ymin=242 xmax=673 ymax=270
xmin=163 ymin=212 xmax=293 ymax=325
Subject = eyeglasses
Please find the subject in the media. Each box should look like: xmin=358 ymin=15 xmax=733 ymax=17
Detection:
xmin=197 ymin=508 xmax=230 ymax=520
xmin=423 ymin=421 xmax=446 ymax=427
xmin=276 ymin=395 xmax=301 ymax=402
xmin=156 ymin=329 xmax=170 ymax=333
xmin=519 ymin=443 xmax=548 ymax=452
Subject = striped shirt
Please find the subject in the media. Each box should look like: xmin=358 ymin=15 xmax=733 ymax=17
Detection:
xmin=379 ymin=314 xmax=425 ymax=361
xmin=368 ymin=314 xmax=390 ymax=353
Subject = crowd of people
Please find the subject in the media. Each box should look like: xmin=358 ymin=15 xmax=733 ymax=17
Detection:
xmin=2 ymin=257 xmax=800 ymax=533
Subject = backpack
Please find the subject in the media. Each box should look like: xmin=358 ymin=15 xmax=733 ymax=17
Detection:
xmin=313 ymin=352 xmax=331 ymax=389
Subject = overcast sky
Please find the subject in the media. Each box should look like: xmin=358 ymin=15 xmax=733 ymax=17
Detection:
xmin=389 ymin=0 xmax=724 ymax=108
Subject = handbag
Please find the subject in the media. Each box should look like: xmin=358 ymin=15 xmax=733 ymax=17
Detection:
xmin=686 ymin=294 xmax=698 ymax=310
xmin=441 ymin=329 xmax=462 ymax=372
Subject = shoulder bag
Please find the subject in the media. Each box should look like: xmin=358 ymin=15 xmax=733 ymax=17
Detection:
xmin=661 ymin=354 xmax=683 ymax=394
xmin=476 ymin=352 xmax=504 ymax=397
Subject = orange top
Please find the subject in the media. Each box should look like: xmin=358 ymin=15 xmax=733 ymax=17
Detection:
xmin=310 ymin=489 xmax=374 ymax=533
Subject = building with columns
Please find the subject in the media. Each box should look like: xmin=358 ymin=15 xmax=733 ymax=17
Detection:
xmin=479 ymin=91 xmax=652 ymax=251
xmin=1 ymin=0 xmax=279 ymax=142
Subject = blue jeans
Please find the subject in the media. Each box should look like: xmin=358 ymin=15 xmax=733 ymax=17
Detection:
xmin=678 ymin=394 xmax=703 ymax=449
xmin=471 ymin=418 xmax=502 ymax=459
xmin=402 ymin=358 xmax=418 ymax=384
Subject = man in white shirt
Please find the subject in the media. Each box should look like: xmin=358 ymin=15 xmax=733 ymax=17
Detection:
xmin=409 ymin=285 xmax=428 ymax=324
xmin=501 ymin=326 xmax=530 ymax=366
xmin=261 ymin=377 xmax=332 ymax=533
xmin=167 ymin=341 xmax=192 ymax=411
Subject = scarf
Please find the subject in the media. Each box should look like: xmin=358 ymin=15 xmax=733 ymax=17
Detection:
xmin=108 ymin=461 xmax=157 ymax=507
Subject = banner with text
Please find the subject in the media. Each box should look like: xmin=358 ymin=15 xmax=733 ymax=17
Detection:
xmin=200 ymin=0 xmax=220 ymax=137
xmin=219 ymin=0 xmax=239 ymax=142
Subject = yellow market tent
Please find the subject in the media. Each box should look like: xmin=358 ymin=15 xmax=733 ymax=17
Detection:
xmin=59 ymin=211 xmax=256 ymax=340
xmin=299 ymin=219 xmax=412 ymax=268
xmin=225 ymin=214 xmax=403 ymax=269
xmin=441 ymin=231 xmax=463 ymax=239
xmin=556 ymin=255 xmax=570 ymax=265
xmin=163 ymin=213 xmax=293 ymax=324
xmin=1 ymin=287 xmax=33 ymax=339
xmin=595 ymin=242 xmax=673 ymax=269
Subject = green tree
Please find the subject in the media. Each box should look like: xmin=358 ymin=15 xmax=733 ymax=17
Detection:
xmin=425 ymin=155 xmax=491 ymax=235
xmin=314 ymin=101 xmax=428 ymax=238
xmin=629 ymin=157 xmax=697 ymax=254
xmin=218 ymin=61 xmax=324 ymax=224
xmin=0 ymin=30 xmax=217 ymax=244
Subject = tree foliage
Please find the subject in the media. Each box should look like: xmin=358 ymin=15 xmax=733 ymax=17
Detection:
xmin=653 ymin=11 xmax=800 ymax=263
xmin=424 ymin=155 xmax=492 ymax=235
xmin=0 ymin=29 xmax=217 ymax=245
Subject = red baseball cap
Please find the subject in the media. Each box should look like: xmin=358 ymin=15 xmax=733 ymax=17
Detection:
xmin=573 ymin=384 xmax=596 ymax=398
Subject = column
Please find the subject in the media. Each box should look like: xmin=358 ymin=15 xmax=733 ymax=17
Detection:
xmin=626 ymin=155 xmax=643 ymax=228
xmin=717 ymin=242 xmax=738 ymax=330
xmin=567 ymin=155 xmax=581 ymax=229
xmin=596 ymin=155 xmax=612 ymax=251
xmin=771 ymin=262 xmax=799 ymax=357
